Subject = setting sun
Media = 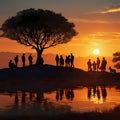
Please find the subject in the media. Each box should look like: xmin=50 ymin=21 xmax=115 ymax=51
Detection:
xmin=93 ymin=49 xmax=100 ymax=55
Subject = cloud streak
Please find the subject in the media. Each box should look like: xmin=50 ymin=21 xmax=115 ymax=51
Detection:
xmin=88 ymin=32 xmax=120 ymax=41
xmin=100 ymin=5 xmax=120 ymax=13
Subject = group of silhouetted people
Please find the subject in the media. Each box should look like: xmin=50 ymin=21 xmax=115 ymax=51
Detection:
xmin=8 ymin=53 xmax=33 ymax=68
xmin=87 ymin=57 xmax=107 ymax=72
xmin=55 ymin=53 xmax=74 ymax=67
xmin=8 ymin=52 xmax=109 ymax=72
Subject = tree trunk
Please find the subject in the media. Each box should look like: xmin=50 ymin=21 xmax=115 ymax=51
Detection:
xmin=36 ymin=49 xmax=44 ymax=65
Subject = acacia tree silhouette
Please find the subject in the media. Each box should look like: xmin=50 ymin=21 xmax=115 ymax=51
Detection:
xmin=112 ymin=52 xmax=120 ymax=69
xmin=0 ymin=8 xmax=77 ymax=64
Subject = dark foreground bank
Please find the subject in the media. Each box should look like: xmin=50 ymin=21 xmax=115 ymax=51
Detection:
xmin=0 ymin=64 xmax=120 ymax=91
xmin=1 ymin=109 xmax=120 ymax=120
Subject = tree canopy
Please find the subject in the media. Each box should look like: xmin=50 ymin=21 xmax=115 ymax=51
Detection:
xmin=0 ymin=8 xmax=77 ymax=64
xmin=112 ymin=52 xmax=120 ymax=69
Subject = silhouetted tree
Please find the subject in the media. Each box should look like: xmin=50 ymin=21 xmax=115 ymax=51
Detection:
xmin=112 ymin=52 xmax=120 ymax=69
xmin=0 ymin=8 xmax=77 ymax=64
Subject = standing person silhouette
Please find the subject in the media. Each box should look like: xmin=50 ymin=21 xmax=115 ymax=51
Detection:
xmin=100 ymin=57 xmax=107 ymax=71
xmin=96 ymin=57 xmax=100 ymax=71
xmin=28 ymin=54 xmax=33 ymax=66
xmin=55 ymin=54 xmax=59 ymax=66
xmin=87 ymin=59 xmax=92 ymax=71
xmin=22 ymin=53 xmax=25 ymax=67
xmin=70 ymin=53 xmax=74 ymax=67
xmin=67 ymin=55 xmax=71 ymax=67
xmin=65 ymin=55 xmax=70 ymax=67
xmin=14 ymin=55 xmax=19 ymax=67
xmin=60 ymin=55 xmax=64 ymax=67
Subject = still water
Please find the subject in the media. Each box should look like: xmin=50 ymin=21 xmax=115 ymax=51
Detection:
xmin=0 ymin=86 xmax=120 ymax=116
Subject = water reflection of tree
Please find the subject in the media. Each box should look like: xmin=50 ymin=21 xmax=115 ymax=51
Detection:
xmin=56 ymin=88 xmax=74 ymax=101
xmin=87 ymin=86 xmax=107 ymax=101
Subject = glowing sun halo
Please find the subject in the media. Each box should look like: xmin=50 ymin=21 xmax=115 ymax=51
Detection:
xmin=93 ymin=49 xmax=100 ymax=55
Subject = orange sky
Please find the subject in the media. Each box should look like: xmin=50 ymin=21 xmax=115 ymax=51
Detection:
xmin=0 ymin=0 xmax=120 ymax=57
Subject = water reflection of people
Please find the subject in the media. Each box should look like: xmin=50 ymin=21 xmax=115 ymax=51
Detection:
xmin=13 ymin=91 xmax=45 ymax=106
xmin=97 ymin=87 xmax=100 ymax=99
xmin=29 ymin=92 xmax=33 ymax=101
xmin=55 ymin=88 xmax=74 ymax=101
xmin=60 ymin=89 xmax=64 ymax=100
xmin=93 ymin=86 xmax=97 ymax=97
xmin=55 ymin=89 xmax=64 ymax=101
xmin=87 ymin=86 xmax=107 ymax=101
xmin=101 ymin=86 xmax=107 ymax=100
xmin=65 ymin=89 xmax=74 ymax=100
xmin=88 ymin=87 xmax=92 ymax=99
xmin=56 ymin=89 xmax=59 ymax=101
